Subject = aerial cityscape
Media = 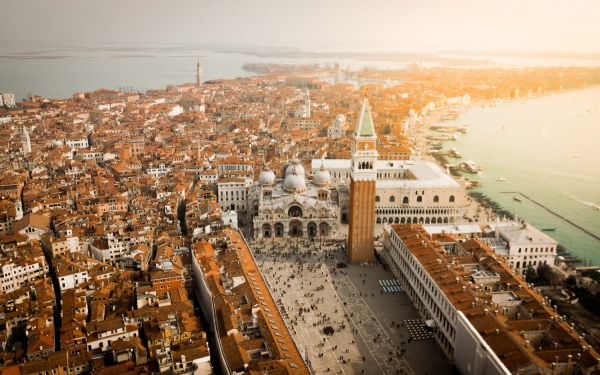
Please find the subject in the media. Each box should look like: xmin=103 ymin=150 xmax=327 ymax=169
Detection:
xmin=1 ymin=1 xmax=600 ymax=374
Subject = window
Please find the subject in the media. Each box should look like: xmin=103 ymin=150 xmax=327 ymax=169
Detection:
xmin=449 ymin=195 xmax=455 ymax=203
xmin=389 ymin=196 xmax=395 ymax=203
xmin=433 ymin=195 xmax=439 ymax=203
xmin=417 ymin=196 xmax=422 ymax=203
xmin=375 ymin=196 xmax=380 ymax=202
xmin=402 ymin=196 xmax=409 ymax=204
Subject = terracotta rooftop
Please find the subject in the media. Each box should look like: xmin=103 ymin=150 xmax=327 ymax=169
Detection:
xmin=390 ymin=224 xmax=600 ymax=373
xmin=193 ymin=229 xmax=309 ymax=374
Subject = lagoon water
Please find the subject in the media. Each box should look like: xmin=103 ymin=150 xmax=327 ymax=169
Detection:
xmin=3 ymin=43 xmax=600 ymax=100
xmin=0 ymin=45 xmax=413 ymax=100
xmin=442 ymin=88 xmax=600 ymax=263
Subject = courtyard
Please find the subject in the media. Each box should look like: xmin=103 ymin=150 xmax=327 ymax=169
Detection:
xmin=250 ymin=238 xmax=455 ymax=375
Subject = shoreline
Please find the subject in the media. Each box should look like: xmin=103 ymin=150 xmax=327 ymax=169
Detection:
xmin=421 ymin=87 xmax=600 ymax=265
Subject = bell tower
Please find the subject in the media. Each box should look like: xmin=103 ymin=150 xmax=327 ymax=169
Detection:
xmin=347 ymin=98 xmax=378 ymax=263
xmin=21 ymin=126 xmax=31 ymax=156
xmin=196 ymin=61 xmax=203 ymax=88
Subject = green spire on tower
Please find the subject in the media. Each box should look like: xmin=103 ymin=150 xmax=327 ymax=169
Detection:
xmin=354 ymin=98 xmax=376 ymax=138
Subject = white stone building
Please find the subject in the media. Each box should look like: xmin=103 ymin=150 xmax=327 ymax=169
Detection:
xmin=312 ymin=159 xmax=468 ymax=225
xmin=217 ymin=178 xmax=253 ymax=216
xmin=492 ymin=222 xmax=558 ymax=275
xmin=86 ymin=317 xmax=139 ymax=352
xmin=90 ymin=232 xmax=150 ymax=263
xmin=1 ymin=93 xmax=16 ymax=108
xmin=57 ymin=263 xmax=89 ymax=292
xmin=145 ymin=163 xmax=173 ymax=178
xmin=0 ymin=258 xmax=48 ymax=293
xmin=327 ymin=114 xmax=347 ymax=139
xmin=251 ymin=161 xmax=340 ymax=240
xmin=65 ymin=137 xmax=89 ymax=148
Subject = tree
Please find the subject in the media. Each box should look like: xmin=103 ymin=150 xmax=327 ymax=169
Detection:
xmin=525 ymin=266 xmax=538 ymax=283
xmin=538 ymin=264 xmax=565 ymax=290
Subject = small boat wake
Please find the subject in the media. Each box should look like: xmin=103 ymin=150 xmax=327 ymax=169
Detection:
xmin=568 ymin=196 xmax=600 ymax=211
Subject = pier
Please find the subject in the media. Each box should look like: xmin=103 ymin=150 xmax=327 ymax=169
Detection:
xmin=500 ymin=191 xmax=600 ymax=241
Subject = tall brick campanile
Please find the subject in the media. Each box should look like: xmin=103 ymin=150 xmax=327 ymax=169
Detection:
xmin=347 ymin=98 xmax=378 ymax=263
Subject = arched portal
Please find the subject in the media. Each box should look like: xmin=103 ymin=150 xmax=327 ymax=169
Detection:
xmin=289 ymin=220 xmax=303 ymax=237
xmin=307 ymin=222 xmax=317 ymax=238
xmin=274 ymin=223 xmax=284 ymax=237
xmin=288 ymin=205 xmax=303 ymax=218
xmin=319 ymin=222 xmax=330 ymax=237
xmin=262 ymin=224 xmax=272 ymax=238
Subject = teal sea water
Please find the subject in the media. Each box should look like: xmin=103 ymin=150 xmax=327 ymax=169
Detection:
xmin=443 ymin=88 xmax=600 ymax=264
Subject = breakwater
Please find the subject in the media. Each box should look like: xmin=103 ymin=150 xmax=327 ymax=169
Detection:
xmin=501 ymin=191 xmax=600 ymax=242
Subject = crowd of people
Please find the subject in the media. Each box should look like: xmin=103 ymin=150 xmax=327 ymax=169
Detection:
xmin=250 ymin=238 xmax=415 ymax=374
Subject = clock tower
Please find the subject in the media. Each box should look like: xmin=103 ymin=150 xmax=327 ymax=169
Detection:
xmin=347 ymin=98 xmax=378 ymax=263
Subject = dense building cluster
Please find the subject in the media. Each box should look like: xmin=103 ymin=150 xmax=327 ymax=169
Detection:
xmin=0 ymin=63 xmax=598 ymax=374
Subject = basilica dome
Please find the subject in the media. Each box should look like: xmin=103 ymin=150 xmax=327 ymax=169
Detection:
xmin=313 ymin=166 xmax=331 ymax=187
xmin=285 ymin=159 xmax=305 ymax=178
xmin=283 ymin=169 xmax=307 ymax=194
xmin=258 ymin=168 xmax=276 ymax=186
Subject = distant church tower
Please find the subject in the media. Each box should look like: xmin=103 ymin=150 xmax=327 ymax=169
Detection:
xmin=347 ymin=98 xmax=378 ymax=263
xmin=304 ymin=87 xmax=311 ymax=118
xmin=196 ymin=61 xmax=203 ymax=88
xmin=21 ymin=126 xmax=31 ymax=156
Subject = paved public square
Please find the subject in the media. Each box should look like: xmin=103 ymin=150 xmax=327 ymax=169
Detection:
xmin=250 ymin=238 xmax=455 ymax=375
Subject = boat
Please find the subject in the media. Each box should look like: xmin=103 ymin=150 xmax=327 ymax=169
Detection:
xmin=592 ymin=202 xmax=600 ymax=210
xmin=448 ymin=148 xmax=462 ymax=158
xmin=459 ymin=124 xmax=469 ymax=133
xmin=513 ymin=196 xmax=522 ymax=202
xmin=462 ymin=160 xmax=483 ymax=173
xmin=496 ymin=177 xmax=508 ymax=182
xmin=542 ymin=228 xmax=556 ymax=232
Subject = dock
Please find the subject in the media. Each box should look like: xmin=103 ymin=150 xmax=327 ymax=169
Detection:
xmin=500 ymin=191 xmax=600 ymax=242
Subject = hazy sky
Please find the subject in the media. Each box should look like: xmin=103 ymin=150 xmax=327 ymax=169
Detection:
xmin=1 ymin=0 xmax=599 ymax=52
